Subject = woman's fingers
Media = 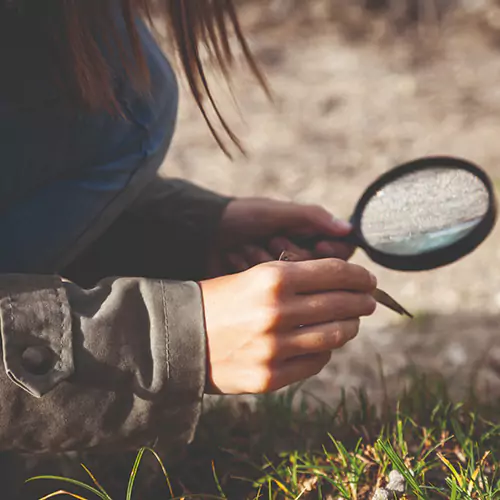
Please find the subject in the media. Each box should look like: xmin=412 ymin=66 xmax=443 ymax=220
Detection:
xmin=223 ymin=246 xmax=274 ymax=273
xmin=219 ymin=234 xmax=357 ymax=277
xmin=278 ymin=319 xmax=360 ymax=358
xmin=314 ymin=240 xmax=355 ymax=261
xmin=242 ymin=245 xmax=274 ymax=266
xmin=284 ymin=258 xmax=377 ymax=294
xmin=267 ymin=319 xmax=360 ymax=391
xmin=201 ymin=259 xmax=378 ymax=395
xmin=268 ymin=236 xmax=312 ymax=261
xmin=267 ymin=351 xmax=333 ymax=391
xmin=225 ymin=252 xmax=249 ymax=273
xmin=281 ymin=292 xmax=376 ymax=328
xmin=269 ymin=236 xmax=355 ymax=262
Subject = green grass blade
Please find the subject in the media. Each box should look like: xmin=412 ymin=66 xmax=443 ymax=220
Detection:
xmin=376 ymin=439 xmax=426 ymax=499
xmin=212 ymin=461 xmax=228 ymax=499
xmin=126 ymin=447 xmax=146 ymax=500
xmin=80 ymin=464 xmax=112 ymax=499
xmin=26 ymin=476 xmax=109 ymax=500
xmin=142 ymin=447 xmax=175 ymax=498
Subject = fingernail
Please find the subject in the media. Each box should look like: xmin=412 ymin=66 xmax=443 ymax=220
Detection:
xmin=332 ymin=217 xmax=352 ymax=232
xmin=370 ymin=272 xmax=378 ymax=287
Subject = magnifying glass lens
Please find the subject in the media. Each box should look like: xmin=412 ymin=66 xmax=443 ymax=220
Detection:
xmin=360 ymin=167 xmax=490 ymax=256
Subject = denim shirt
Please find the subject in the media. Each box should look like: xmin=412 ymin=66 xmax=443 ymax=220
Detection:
xmin=0 ymin=13 xmax=179 ymax=273
xmin=0 ymin=7 xmax=235 ymax=470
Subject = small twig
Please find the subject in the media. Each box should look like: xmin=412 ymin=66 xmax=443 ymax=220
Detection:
xmin=278 ymin=250 xmax=413 ymax=318
xmin=372 ymin=288 xmax=414 ymax=319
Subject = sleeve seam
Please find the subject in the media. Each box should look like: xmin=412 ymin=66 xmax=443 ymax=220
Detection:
xmin=55 ymin=285 xmax=65 ymax=371
xmin=160 ymin=280 xmax=170 ymax=382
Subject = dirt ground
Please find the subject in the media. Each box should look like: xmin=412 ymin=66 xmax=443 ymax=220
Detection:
xmin=162 ymin=0 xmax=500 ymax=407
xmin=9 ymin=3 xmax=500 ymax=498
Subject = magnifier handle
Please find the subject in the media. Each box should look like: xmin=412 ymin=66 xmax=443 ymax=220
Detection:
xmin=293 ymin=231 xmax=359 ymax=251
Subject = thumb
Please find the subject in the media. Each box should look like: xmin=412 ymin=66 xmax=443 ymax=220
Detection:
xmin=285 ymin=204 xmax=353 ymax=237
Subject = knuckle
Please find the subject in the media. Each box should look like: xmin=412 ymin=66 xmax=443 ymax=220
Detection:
xmin=259 ymin=337 xmax=279 ymax=362
xmin=259 ymin=305 xmax=284 ymax=331
xmin=255 ymin=262 xmax=290 ymax=295
xmin=250 ymin=367 xmax=274 ymax=393
xmin=328 ymin=323 xmax=345 ymax=349
xmin=329 ymin=258 xmax=348 ymax=276
xmin=329 ymin=324 xmax=349 ymax=348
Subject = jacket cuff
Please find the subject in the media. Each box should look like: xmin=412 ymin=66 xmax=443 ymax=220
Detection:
xmin=155 ymin=280 xmax=207 ymax=447
xmin=0 ymin=274 xmax=74 ymax=398
xmin=0 ymin=275 xmax=207 ymax=453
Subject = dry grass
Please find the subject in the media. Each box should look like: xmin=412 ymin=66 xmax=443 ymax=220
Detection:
xmin=25 ymin=375 xmax=500 ymax=499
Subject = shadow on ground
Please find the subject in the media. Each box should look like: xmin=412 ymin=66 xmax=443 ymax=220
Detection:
xmin=302 ymin=310 xmax=500 ymax=408
xmin=5 ymin=311 xmax=500 ymax=499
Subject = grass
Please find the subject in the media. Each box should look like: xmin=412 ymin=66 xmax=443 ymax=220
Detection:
xmin=26 ymin=373 xmax=500 ymax=499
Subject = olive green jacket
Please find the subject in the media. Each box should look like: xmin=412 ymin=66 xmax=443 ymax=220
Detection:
xmin=0 ymin=177 xmax=231 ymax=454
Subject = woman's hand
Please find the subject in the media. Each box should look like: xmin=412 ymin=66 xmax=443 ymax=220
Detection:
xmin=207 ymin=198 xmax=355 ymax=277
xmin=200 ymin=258 xmax=377 ymax=394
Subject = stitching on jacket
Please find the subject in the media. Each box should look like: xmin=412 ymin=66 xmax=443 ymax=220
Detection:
xmin=55 ymin=285 xmax=65 ymax=371
xmin=161 ymin=281 xmax=170 ymax=380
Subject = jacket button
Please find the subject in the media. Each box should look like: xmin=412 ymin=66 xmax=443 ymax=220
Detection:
xmin=21 ymin=346 xmax=55 ymax=375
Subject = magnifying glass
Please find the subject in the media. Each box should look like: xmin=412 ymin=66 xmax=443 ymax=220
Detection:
xmin=299 ymin=156 xmax=497 ymax=270
xmin=295 ymin=156 xmax=497 ymax=314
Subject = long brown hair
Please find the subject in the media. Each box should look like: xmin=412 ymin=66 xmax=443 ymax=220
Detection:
xmin=2 ymin=0 xmax=268 ymax=156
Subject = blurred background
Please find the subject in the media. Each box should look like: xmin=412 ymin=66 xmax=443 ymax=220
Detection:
xmin=13 ymin=2 xmax=500 ymax=498
xmin=163 ymin=0 xmax=500 ymax=407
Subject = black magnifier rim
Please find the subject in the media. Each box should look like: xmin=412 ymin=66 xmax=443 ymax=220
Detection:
xmin=350 ymin=156 xmax=497 ymax=272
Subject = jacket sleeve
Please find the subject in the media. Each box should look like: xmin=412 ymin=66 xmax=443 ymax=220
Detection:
xmin=63 ymin=177 xmax=234 ymax=286
xmin=127 ymin=176 xmax=234 ymax=279
xmin=0 ymin=273 xmax=206 ymax=453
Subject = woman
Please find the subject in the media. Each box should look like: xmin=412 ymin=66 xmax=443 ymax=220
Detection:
xmin=0 ymin=1 xmax=377 ymax=454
